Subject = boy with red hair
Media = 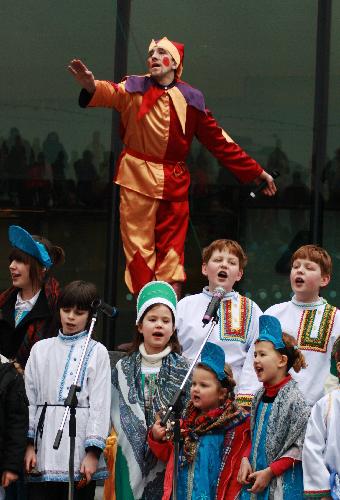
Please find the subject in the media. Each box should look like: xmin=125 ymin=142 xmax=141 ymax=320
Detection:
xmin=265 ymin=244 xmax=340 ymax=405
xmin=177 ymin=239 xmax=262 ymax=408
xmin=68 ymin=37 xmax=276 ymax=295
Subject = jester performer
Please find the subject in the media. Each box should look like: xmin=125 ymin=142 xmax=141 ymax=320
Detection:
xmin=68 ymin=37 xmax=276 ymax=296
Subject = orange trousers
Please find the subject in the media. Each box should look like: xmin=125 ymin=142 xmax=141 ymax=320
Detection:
xmin=119 ymin=187 xmax=189 ymax=294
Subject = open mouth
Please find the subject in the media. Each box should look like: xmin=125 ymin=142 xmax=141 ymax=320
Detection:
xmin=152 ymin=332 xmax=164 ymax=338
xmin=255 ymin=367 xmax=264 ymax=376
xmin=218 ymin=271 xmax=228 ymax=279
xmin=151 ymin=62 xmax=161 ymax=68
xmin=192 ymin=395 xmax=200 ymax=402
xmin=295 ymin=277 xmax=305 ymax=284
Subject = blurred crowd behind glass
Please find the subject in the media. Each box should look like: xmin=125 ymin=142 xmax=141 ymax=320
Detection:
xmin=0 ymin=0 xmax=339 ymax=345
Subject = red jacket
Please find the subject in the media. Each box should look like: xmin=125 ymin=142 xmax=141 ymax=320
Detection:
xmin=80 ymin=76 xmax=263 ymax=202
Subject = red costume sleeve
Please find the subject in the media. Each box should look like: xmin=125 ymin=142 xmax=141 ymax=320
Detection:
xmin=270 ymin=457 xmax=298 ymax=476
xmin=243 ymin=441 xmax=252 ymax=458
xmin=147 ymin=429 xmax=173 ymax=463
xmin=195 ymin=109 xmax=263 ymax=184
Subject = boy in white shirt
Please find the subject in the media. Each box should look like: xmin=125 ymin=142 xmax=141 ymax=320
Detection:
xmin=265 ymin=244 xmax=340 ymax=405
xmin=177 ymin=239 xmax=262 ymax=407
xmin=303 ymin=336 xmax=340 ymax=499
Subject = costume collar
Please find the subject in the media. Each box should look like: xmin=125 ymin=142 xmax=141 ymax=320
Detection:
xmin=15 ymin=289 xmax=41 ymax=311
xmin=264 ymin=374 xmax=291 ymax=397
xmin=58 ymin=329 xmax=88 ymax=343
xmin=202 ymin=286 xmax=236 ymax=302
xmin=151 ymin=77 xmax=176 ymax=90
xmin=291 ymin=295 xmax=326 ymax=309
xmin=125 ymin=75 xmax=206 ymax=126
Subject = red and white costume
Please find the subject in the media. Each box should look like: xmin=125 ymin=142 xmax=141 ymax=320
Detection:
xmin=79 ymin=38 xmax=263 ymax=294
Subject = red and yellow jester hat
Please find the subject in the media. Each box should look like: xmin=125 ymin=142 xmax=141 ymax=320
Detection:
xmin=148 ymin=37 xmax=184 ymax=78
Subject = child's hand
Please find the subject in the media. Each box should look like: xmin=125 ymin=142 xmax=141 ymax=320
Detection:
xmin=152 ymin=419 xmax=167 ymax=442
xmin=247 ymin=467 xmax=274 ymax=493
xmin=24 ymin=444 xmax=37 ymax=473
xmin=2 ymin=471 xmax=18 ymax=487
xmin=80 ymin=451 xmax=99 ymax=483
xmin=237 ymin=457 xmax=253 ymax=485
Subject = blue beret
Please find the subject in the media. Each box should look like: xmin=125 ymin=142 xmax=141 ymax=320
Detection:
xmin=9 ymin=225 xmax=52 ymax=269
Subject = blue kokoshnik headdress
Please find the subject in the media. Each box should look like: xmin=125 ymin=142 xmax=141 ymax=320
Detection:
xmin=8 ymin=225 xmax=52 ymax=269
xmin=200 ymin=342 xmax=226 ymax=381
xmin=258 ymin=315 xmax=285 ymax=350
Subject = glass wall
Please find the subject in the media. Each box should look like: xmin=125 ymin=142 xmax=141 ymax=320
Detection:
xmin=123 ymin=0 xmax=318 ymax=320
xmin=323 ymin=1 xmax=340 ymax=306
xmin=0 ymin=0 xmax=116 ymax=336
xmin=1 ymin=1 xmax=338 ymax=346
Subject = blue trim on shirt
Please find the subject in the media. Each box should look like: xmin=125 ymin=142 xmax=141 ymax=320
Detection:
xmin=58 ymin=344 xmax=74 ymax=402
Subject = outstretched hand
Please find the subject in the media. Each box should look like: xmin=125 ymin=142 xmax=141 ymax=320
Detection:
xmin=68 ymin=59 xmax=96 ymax=93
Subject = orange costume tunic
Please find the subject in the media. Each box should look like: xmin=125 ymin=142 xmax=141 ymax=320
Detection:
xmin=79 ymin=76 xmax=263 ymax=293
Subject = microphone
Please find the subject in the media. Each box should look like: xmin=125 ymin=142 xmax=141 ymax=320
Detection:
xmin=202 ymin=287 xmax=226 ymax=325
xmin=249 ymin=170 xmax=280 ymax=198
xmin=91 ymin=299 xmax=118 ymax=318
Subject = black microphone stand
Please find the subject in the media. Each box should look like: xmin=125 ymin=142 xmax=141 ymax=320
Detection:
xmin=53 ymin=308 xmax=98 ymax=500
xmin=160 ymin=313 xmax=219 ymax=500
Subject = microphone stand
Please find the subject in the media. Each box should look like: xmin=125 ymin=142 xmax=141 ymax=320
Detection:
xmin=53 ymin=308 xmax=98 ymax=500
xmin=160 ymin=314 xmax=219 ymax=500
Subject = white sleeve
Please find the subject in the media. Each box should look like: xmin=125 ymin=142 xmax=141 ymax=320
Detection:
xmin=236 ymin=303 xmax=262 ymax=405
xmin=176 ymin=297 xmax=193 ymax=357
xmin=24 ymin=348 xmax=38 ymax=440
xmin=324 ymin=373 xmax=339 ymax=394
xmin=263 ymin=304 xmax=277 ymax=315
xmin=302 ymin=396 xmax=331 ymax=495
xmin=85 ymin=344 xmax=111 ymax=450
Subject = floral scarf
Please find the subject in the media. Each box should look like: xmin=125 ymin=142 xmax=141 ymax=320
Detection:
xmin=181 ymin=399 xmax=249 ymax=464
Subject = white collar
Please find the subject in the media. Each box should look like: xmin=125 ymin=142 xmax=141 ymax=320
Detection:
xmin=291 ymin=295 xmax=326 ymax=309
xmin=202 ymin=287 xmax=237 ymax=301
xmin=15 ymin=289 xmax=41 ymax=310
xmin=139 ymin=343 xmax=171 ymax=367
xmin=58 ymin=329 xmax=89 ymax=343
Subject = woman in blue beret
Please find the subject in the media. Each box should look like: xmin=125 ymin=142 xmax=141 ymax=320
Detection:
xmin=0 ymin=225 xmax=65 ymax=370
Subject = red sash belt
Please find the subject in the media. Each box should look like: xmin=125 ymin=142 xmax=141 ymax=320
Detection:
xmin=124 ymin=147 xmax=185 ymax=167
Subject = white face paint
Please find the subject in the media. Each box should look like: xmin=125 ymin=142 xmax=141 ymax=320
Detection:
xmin=147 ymin=46 xmax=177 ymax=85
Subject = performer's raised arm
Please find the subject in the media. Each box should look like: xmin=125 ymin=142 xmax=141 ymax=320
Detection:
xmin=68 ymin=58 xmax=96 ymax=93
